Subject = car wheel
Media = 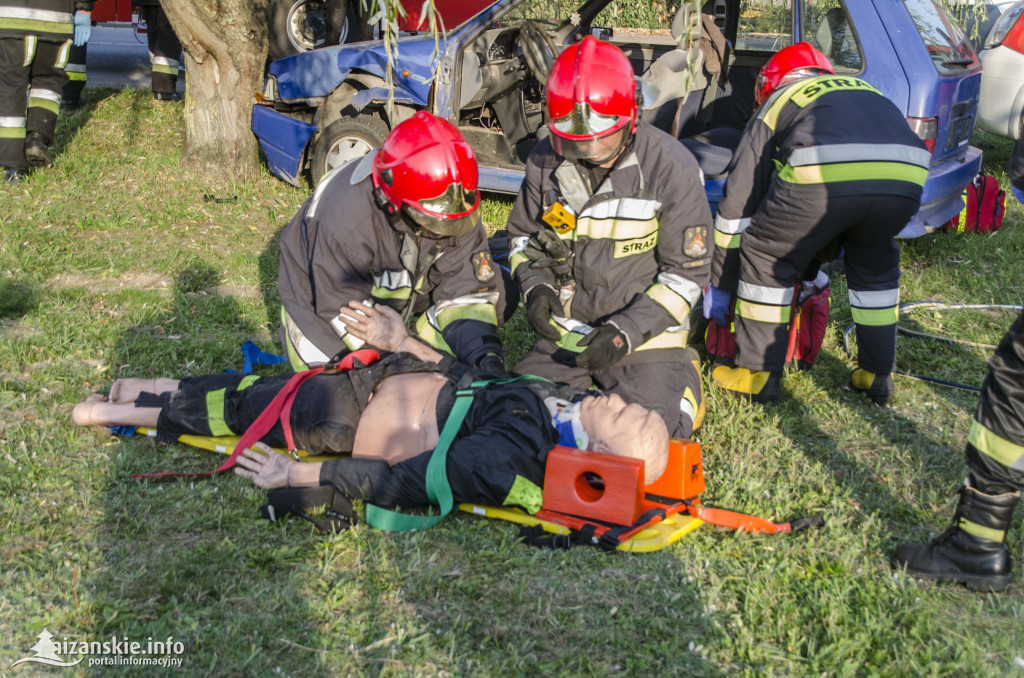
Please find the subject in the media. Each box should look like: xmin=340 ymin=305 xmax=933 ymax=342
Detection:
xmin=269 ymin=0 xmax=356 ymax=60
xmin=310 ymin=115 xmax=390 ymax=185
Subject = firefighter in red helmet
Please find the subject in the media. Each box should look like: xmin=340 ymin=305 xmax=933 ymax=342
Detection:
xmin=508 ymin=36 xmax=713 ymax=440
xmin=704 ymin=42 xmax=930 ymax=404
xmin=278 ymin=111 xmax=507 ymax=374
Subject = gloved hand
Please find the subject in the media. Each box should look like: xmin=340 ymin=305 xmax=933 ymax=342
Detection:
xmin=475 ymin=353 xmax=510 ymax=380
xmin=523 ymin=229 xmax=573 ymax=288
xmin=702 ymin=283 xmax=732 ymax=326
xmin=526 ymin=286 xmax=562 ymax=341
xmin=1013 ymin=183 xmax=1024 ymax=205
xmin=576 ymin=324 xmax=629 ymax=371
xmin=73 ymin=10 xmax=91 ymax=46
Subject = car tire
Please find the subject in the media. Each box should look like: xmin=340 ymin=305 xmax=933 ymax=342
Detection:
xmin=269 ymin=0 xmax=357 ymax=60
xmin=310 ymin=115 xmax=390 ymax=185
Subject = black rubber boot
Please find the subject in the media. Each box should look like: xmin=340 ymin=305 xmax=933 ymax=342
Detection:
xmin=24 ymin=132 xmax=52 ymax=168
xmin=892 ymin=484 xmax=1019 ymax=592
xmin=851 ymin=368 xmax=894 ymax=406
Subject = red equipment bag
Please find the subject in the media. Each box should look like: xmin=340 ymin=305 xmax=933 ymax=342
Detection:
xmin=943 ymin=174 xmax=1006 ymax=234
xmin=705 ymin=274 xmax=830 ymax=370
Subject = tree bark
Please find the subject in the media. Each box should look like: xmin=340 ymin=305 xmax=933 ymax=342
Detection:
xmin=160 ymin=0 xmax=269 ymax=182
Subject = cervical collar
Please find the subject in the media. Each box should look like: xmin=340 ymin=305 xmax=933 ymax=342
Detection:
xmin=544 ymin=397 xmax=589 ymax=450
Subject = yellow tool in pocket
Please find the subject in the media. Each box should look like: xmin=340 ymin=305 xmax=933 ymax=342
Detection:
xmin=542 ymin=201 xmax=576 ymax=234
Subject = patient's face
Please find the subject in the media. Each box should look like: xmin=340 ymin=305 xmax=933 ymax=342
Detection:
xmin=578 ymin=394 xmax=668 ymax=483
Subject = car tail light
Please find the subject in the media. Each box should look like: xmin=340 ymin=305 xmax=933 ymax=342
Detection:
xmin=983 ymin=2 xmax=1024 ymax=51
xmin=907 ymin=117 xmax=938 ymax=154
xmin=1001 ymin=13 xmax=1024 ymax=54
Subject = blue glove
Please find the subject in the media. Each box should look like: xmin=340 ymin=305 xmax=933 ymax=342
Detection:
xmin=702 ymin=283 xmax=732 ymax=326
xmin=1013 ymin=183 xmax=1024 ymax=205
xmin=73 ymin=11 xmax=91 ymax=46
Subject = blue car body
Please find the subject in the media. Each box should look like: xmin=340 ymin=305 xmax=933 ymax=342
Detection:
xmin=252 ymin=0 xmax=982 ymax=237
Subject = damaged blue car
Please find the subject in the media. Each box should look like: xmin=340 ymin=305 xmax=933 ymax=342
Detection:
xmin=252 ymin=0 xmax=983 ymax=237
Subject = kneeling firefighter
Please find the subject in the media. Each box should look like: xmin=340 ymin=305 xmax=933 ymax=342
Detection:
xmin=277 ymin=111 xmax=508 ymax=375
xmin=507 ymin=36 xmax=713 ymax=439
xmin=704 ymin=42 xmax=930 ymax=404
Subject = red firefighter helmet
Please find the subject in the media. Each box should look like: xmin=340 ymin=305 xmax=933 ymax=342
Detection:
xmin=372 ymin=111 xmax=480 ymax=238
xmin=755 ymin=42 xmax=835 ymax=106
xmin=546 ymin=36 xmax=637 ymax=164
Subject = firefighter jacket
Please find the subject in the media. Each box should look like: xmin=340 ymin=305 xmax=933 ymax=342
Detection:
xmin=0 ymin=0 xmax=94 ymax=41
xmin=711 ymin=75 xmax=930 ymax=291
xmin=277 ymin=157 xmax=505 ymax=366
xmin=507 ymin=121 xmax=713 ymax=358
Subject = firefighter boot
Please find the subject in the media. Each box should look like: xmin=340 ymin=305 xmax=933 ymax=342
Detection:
xmin=24 ymin=133 xmax=52 ymax=168
xmin=892 ymin=483 xmax=1019 ymax=592
xmin=712 ymin=366 xmax=782 ymax=404
xmin=850 ymin=368 xmax=894 ymax=406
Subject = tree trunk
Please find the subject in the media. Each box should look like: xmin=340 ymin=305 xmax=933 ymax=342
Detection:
xmin=161 ymin=0 xmax=269 ymax=182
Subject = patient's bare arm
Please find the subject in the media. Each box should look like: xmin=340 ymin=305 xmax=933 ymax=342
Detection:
xmin=338 ymin=301 xmax=443 ymax=363
xmin=234 ymin=443 xmax=321 ymax=489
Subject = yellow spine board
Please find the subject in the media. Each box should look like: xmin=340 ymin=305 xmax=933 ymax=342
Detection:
xmin=459 ymin=504 xmax=703 ymax=553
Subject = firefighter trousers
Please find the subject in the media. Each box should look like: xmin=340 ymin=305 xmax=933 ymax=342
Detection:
xmin=965 ymin=309 xmax=1024 ymax=496
xmin=0 ymin=37 xmax=69 ymax=171
xmin=734 ymin=191 xmax=920 ymax=374
xmin=140 ymin=5 xmax=181 ymax=96
xmin=62 ymin=41 xmax=87 ymax=104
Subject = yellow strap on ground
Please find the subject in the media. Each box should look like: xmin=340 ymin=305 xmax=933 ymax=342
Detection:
xmin=133 ymin=427 xmax=337 ymax=463
xmin=458 ymin=504 xmax=703 ymax=553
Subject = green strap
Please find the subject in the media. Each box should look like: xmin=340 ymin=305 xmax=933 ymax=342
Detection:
xmin=365 ymin=376 xmax=549 ymax=532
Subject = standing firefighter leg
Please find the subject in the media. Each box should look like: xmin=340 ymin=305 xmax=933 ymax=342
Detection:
xmin=843 ymin=195 xmax=918 ymax=405
xmin=712 ymin=217 xmax=808 ymax=404
xmin=141 ymin=5 xmax=181 ymax=99
xmin=62 ymin=41 xmax=86 ymax=109
xmin=24 ymin=39 xmax=69 ymax=168
xmin=0 ymin=37 xmax=30 ymax=177
xmin=893 ymin=310 xmax=1024 ymax=591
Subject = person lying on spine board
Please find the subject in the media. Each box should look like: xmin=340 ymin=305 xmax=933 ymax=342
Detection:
xmin=73 ymin=302 xmax=668 ymax=513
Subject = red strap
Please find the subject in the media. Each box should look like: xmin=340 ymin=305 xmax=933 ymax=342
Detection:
xmin=684 ymin=502 xmax=793 ymax=533
xmin=132 ymin=349 xmax=381 ymax=480
xmin=132 ymin=367 xmax=325 ymax=478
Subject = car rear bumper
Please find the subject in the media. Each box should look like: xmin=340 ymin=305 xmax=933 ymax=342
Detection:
xmin=251 ymin=105 xmax=318 ymax=187
xmin=897 ymin=145 xmax=983 ymax=238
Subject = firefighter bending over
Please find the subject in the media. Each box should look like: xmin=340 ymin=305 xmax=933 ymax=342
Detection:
xmin=704 ymin=42 xmax=929 ymax=404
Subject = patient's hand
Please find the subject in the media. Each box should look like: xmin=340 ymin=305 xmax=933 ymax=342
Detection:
xmin=234 ymin=442 xmax=295 ymax=490
xmin=338 ymin=301 xmax=408 ymax=352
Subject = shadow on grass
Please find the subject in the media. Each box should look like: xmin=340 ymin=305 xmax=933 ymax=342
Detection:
xmin=83 ymin=259 xmax=330 ymax=674
xmin=0 ymin=277 xmax=40 ymax=319
xmin=257 ymin=223 xmax=286 ymax=350
xmin=51 ymin=87 xmax=122 ymax=163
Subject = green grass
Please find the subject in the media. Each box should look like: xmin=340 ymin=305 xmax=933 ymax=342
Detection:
xmin=1 ymin=89 xmax=1023 ymax=676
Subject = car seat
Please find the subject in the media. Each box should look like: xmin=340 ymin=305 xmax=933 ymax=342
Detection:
xmin=681 ymin=127 xmax=743 ymax=216
xmin=640 ymin=2 xmax=729 ymax=138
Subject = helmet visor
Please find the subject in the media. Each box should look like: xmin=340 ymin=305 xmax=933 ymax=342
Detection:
xmin=551 ymin=126 xmax=629 ymax=164
xmin=550 ymin=102 xmax=628 ymax=140
xmin=413 ymin=181 xmax=479 ymax=217
xmin=403 ymin=181 xmax=480 ymax=238
xmin=403 ymin=206 xmax=479 ymax=238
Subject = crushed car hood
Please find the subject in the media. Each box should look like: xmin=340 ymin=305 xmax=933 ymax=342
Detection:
xmin=270 ymin=37 xmax=447 ymax=105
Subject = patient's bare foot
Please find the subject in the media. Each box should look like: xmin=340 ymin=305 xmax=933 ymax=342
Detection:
xmin=72 ymin=394 xmax=109 ymax=426
xmin=108 ymin=378 xmax=179 ymax=403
